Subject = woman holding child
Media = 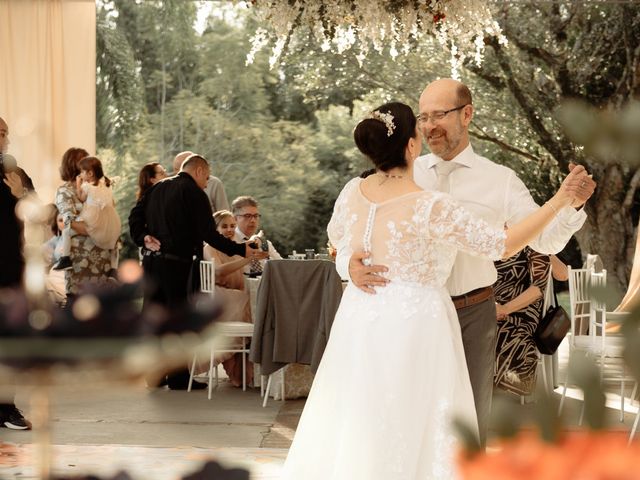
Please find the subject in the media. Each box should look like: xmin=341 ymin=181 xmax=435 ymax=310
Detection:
xmin=54 ymin=147 xmax=117 ymax=299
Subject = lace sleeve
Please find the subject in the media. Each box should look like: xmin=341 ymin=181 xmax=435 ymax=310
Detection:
xmin=327 ymin=178 xmax=360 ymax=249
xmin=425 ymin=194 xmax=506 ymax=260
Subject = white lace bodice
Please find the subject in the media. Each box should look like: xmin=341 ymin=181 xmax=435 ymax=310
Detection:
xmin=327 ymin=178 xmax=506 ymax=287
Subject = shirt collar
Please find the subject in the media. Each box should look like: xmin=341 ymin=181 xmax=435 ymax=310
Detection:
xmin=421 ymin=143 xmax=476 ymax=170
xmin=235 ymin=227 xmax=249 ymax=240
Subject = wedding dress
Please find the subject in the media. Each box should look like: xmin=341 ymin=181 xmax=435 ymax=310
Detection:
xmin=281 ymin=178 xmax=506 ymax=480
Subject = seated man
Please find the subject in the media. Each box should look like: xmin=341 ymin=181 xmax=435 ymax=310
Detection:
xmin=231 ymin=196 xmax=281 ymax=274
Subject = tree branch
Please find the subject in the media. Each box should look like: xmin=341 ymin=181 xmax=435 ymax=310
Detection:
xmin=469 ymin=124 xmax=543 ymax=163
xmin=504 ymin=31 xmax=561 ymax=68
xmin=487 ymin=36 xmax=572 ymax=170
xmin=463 ymin=57 xmax=507 ymax=91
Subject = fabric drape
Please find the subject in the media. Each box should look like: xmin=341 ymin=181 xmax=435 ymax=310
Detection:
xmin=0 ymin=0 xmax=96 ymax=202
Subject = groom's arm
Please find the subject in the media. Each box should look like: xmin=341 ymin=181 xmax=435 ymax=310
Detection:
xmin=336 ymin=249 xmax=389 ymax=294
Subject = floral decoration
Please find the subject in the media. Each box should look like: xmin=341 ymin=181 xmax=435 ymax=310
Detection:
xmin=367 ymin=110 xmax=396 ymax=137
xmin=242 ymin=0 xmax=505 ymax=76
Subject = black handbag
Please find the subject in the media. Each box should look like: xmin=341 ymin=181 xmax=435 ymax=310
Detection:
xmin=534 ymin=305 xmax=570 ymax=355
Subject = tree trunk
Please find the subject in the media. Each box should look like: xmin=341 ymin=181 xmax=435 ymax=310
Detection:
xmin=576 ymin=164 xmax=635 ymax=297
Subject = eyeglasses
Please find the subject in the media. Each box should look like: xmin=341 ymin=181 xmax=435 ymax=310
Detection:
xmin=237 ymin=213 xmax=261 ymax=220
xmin=417 ymin=104 xmax=469 ymax=124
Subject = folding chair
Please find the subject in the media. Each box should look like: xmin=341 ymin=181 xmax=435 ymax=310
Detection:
xmin=558 ymin=267 xmax=593 ymax=415
xmin=187 ymin=260 xmax=255 ymax=398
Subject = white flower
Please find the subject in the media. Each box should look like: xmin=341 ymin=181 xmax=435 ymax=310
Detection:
xmin=367 ymin=110 xmax=396 ymax=137
xmin=242 ymin=0 xmax=505 ymax=75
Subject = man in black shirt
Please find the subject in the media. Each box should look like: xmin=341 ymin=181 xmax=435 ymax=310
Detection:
xmin=129 ymin=154 xmax=258 ymax=389
xmin=0 ymin=116 xmax=32 ymax=430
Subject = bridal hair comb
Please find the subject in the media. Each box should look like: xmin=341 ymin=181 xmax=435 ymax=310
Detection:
xmin=366 ymin=110 xmax=396 ymax=137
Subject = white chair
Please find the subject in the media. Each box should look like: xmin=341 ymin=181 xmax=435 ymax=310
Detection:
xmin=187 ymin=260 xmax=255 ymax=398
xmin=558 ymin=267 xmax=593 ymax=415
xmin=199 ymin=260 xmax=215 ymax=297
xmin=261 ymin=368 xmax=286 ymax=408
xmin=589 ymin=271 xmax=636 ymax=423
xmin=560 ymin=268 xmax=637 ymax=424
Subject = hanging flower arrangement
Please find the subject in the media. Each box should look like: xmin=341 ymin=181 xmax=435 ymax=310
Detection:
xmin=241 ymin=0 xmax=505 ymax=76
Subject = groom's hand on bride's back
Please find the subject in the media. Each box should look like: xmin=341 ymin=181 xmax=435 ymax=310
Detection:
xmin=349 ymin=251 xmax=389 ymax=295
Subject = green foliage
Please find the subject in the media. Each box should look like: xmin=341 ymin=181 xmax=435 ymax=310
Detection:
xmin=96 ymin=9 xmax=145 ymax=154
xmin=96 ymin=1 xmax=638 ymax=276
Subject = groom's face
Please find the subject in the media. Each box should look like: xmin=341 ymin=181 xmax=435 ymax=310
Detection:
xmin=418 ymin=87 xmax=469 ymax=161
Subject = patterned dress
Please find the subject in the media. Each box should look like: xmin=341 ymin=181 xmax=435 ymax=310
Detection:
xmin=55 ymin=182 xmax=114 ymax=295
xmin=493 ymin=247 xmax=550 ymax=396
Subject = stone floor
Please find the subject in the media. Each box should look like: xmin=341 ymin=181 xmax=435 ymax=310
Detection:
xmin=1 ymin=338 xmax=639 ymax=479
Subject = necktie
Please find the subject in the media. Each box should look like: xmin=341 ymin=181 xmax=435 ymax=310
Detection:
xmin=435 ymin=161 xmax=460 ymax=193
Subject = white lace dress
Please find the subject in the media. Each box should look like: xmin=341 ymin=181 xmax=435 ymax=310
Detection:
xmin=281 ymin=178 xmax=506 ymax=480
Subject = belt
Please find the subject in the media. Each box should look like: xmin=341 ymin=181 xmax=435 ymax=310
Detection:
xmin=451 ymin=286 xmax=494 ymax=310
xmin=141 ymin=249 xmax=194 ymax=263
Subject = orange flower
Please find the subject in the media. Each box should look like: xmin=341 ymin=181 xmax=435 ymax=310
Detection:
xmin=459 ymin=431 xmax=640 ymax=480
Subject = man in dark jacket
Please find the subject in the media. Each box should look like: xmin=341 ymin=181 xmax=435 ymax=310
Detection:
xmin=129 ymin=154 xmax=259 ymax=389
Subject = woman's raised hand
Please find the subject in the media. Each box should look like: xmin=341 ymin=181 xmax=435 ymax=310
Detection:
xmin=553 ymin=163 xmax=596 ymax=210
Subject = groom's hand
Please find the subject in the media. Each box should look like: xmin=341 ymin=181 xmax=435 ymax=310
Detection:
xmin=567 ymin=162 xmax=596 ymax=209
xmin=349 ymin=251 xmax=389 ymax=295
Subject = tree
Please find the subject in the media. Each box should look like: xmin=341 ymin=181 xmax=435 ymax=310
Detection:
xmin=470 ymin=2 xmax=640 ymax=292
xmin=270 ymin=2 xmax=639 ymax=292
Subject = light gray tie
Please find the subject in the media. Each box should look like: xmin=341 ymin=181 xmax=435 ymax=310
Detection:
xmin=435 ymin=161 xmax=460 ymax=193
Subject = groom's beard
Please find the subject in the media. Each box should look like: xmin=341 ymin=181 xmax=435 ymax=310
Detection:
xmin=425 ymin=124 xmax=464 ymax=159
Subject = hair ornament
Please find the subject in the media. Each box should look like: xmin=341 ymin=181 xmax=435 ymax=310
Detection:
xmin=366 ymin=110 xmax=396 ymax=137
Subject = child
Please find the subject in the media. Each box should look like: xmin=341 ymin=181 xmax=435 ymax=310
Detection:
xmin=42 ymin=206 xmax=66 ymax=304
xmin=53 ymin=156 xmax=121 ymax=271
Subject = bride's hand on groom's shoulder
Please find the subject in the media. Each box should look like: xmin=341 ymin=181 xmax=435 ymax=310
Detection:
xmin=349 ymin=251 xmax=389 ymax=295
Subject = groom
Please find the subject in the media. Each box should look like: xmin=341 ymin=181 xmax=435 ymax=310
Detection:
xmin=338 ymin=78 xmax=596 ymax=446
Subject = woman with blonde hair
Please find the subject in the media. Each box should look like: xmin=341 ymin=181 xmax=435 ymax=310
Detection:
xmin=204 ymin=209 xmax=268 ymax=386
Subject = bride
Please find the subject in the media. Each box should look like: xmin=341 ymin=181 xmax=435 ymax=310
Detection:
xmin=281 ymin=102 xmax=583 ymax=479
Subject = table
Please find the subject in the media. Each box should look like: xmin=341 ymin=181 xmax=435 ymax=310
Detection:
xmin=244 ymin=260 xmax=342 ymax=400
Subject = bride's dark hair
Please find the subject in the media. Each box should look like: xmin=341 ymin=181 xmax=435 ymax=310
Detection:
xmin=353 ymin=102 xmax=417 ymax=172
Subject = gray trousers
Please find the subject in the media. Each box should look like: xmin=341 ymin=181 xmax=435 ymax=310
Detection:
xmin=456 ymin=296 xmax=497 ymax=448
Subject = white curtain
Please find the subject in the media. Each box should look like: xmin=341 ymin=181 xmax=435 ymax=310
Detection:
xmin=0 ymin=0 xmax=96 ymax=203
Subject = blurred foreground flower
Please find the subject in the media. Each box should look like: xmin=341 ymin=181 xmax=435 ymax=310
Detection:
xmin=459 ymin=430 xmax=640 ymax=480
xmin=457 ymin=302 xmax=640 ymax=479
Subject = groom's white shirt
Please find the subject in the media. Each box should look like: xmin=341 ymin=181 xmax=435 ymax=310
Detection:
xmin=336 ymin=144 xmax=587 ymax=296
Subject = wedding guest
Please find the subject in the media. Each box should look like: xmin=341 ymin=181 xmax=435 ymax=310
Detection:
xmin=493 ymin=247 xmax=550 ymax=396
xmin=129 ymin=154 xmax=259 ymax=390
xmin=42 ymin=206 xmax=66 ymax=305
xmin=283 ymin=102 xmax=585 ymax=478
xmin=54 ymin=156 xmax=121 ymax=272
xmin=0 ymin=115 xmax=31 ymax=430
xmin=173 ymin=150 xmax=229 ymax=212
xmin=231 ymin=195 xmax=282 ymax=274
xmin=55 ymin=148 xmax=114 ymax=300
xmin=340 ymin=78 xmax=596 ymax=446
xmin=136 ymin=162 xmax=167 ymax=200
xmin=203 ymin=210 xmax=268 ymax=386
